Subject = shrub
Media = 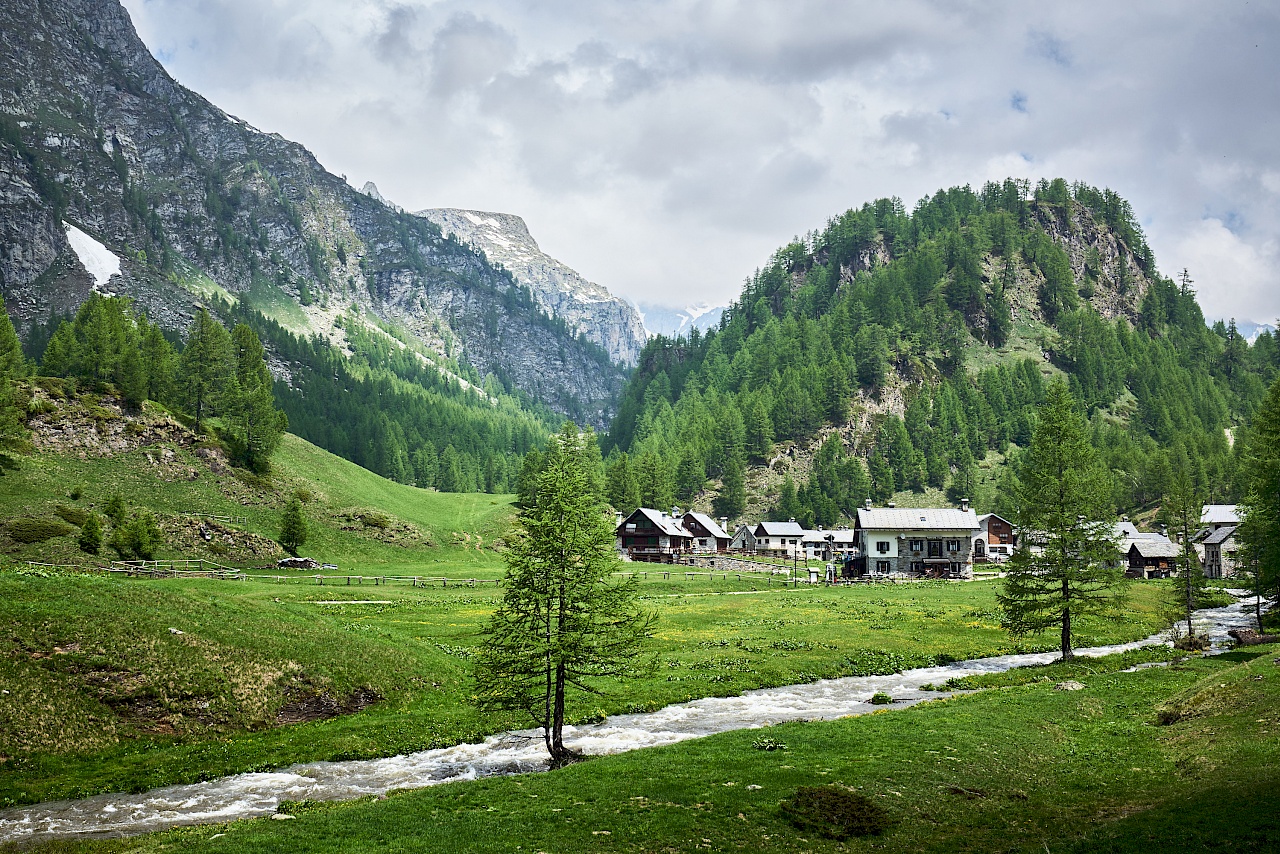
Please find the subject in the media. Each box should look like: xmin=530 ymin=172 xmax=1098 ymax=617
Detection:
xmin=870 ymin=692 xmax=894 ymax=705
xmin=781 ymin=785 xmax=893 ymax=840
xmin=104 ymin=493 xmax=126 ymax=526
xmin=361 ymin=512 xmax=390 ymax=529
xmin=110 ymin=511 xmax=163 ymax=560
xmin=54 ymin=505 xmax=90 ymax=527
xmin=753 ymin=737 xmax=788 ymax=751
xmin=294 ymin=488 xmax=313 ymax=504
xmin=7 ymin=517 xmax=75 ymax=544
xmin=78 ymin=513 xmax=102 ymax=555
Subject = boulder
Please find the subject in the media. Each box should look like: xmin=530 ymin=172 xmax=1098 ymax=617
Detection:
xmin=277 ymin=556 xmax=320 ymax=570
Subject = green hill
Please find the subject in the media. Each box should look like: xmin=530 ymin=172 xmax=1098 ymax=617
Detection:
xmin=604 ymin=179 xmax=1280 ymax=526
xmin=0 ymin=381 xmax=515 ymax=571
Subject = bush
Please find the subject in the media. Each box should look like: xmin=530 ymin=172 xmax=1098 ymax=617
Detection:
xmin=361 ymin=512 xmax=390 ymax=529
xmin=104 ymin=493 xmax=126 ymax=526
xmin=752 ymin=737 xmax=788 ymax=751
xmin=7 ymin=517 xmax=75 ymax=544
xmin=54 ymin=505 xmax=90 ymax=527
xmin=870 ymin=692 xmax=894 ymax=705
xmin=78 ymin=513 xmax=102 ymax=555
xmin=781 ymin=785 xmax=893 ymax=840
xmin=109 ymin=511 xmax=163 ymax=560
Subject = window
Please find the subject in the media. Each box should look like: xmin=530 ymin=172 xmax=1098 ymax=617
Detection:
xmin=876 ymin=540 xmax=890 ymax=553
xmin=909 ymin=539 xmax=923 ymax=552
xmin=876 ymin=560 xmax=891 ymax=573
xmin=911 ymin=561 xmax=923 ymax=573
xmin=946 ymin=540 xmax=960 ymax=552
xmin=950 ymin=562 xmax=961 ymax=575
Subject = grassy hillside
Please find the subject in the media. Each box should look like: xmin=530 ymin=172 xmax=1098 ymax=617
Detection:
xmin=31 ymin=644 xmax=1280 ymax=853
xmin=0 ymin=385 xmax=515 ymax=571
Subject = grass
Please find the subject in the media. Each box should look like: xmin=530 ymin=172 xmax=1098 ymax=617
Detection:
xmin=24 ymin=644 xmax=1280 ymax=853
xmin=0 ymin=572 xmax=1173 ymax=807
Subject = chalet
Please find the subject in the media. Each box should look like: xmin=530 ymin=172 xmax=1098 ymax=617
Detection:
xmin=753 ymin=520 xmax=806 ymax=558
xmin=801 ymin=528 xmax=859 ymax=561
xmin=974 ymin=513 xmax=1015 ymax=562
xmin=682 ymin=512 xmax=731 ymax=553
xmin=1200 ymin=504 xmax=1240 ymax=531
xmin=1126 ymin=538 xmax=1180 ymax=579
xmin=729 ymin=525 xmax=757 ymax=552
xmin=1202 ymin=525 xmax=1240 ymax=579
xmin=616 ymin=508 xmax=693 ymax=563
xmin=854 ymin=502 xmax=980 ymax=578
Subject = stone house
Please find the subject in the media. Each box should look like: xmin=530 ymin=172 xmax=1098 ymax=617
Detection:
xmin=682 ymin=512 xmax=730 ymax=553
xmin=616 ymin=507 xmax=693 ymax=563
xmin=1202 ymin=525 xmax=1240 ymax=579
xmin=854 ymin=503 xmax=980 ymax=578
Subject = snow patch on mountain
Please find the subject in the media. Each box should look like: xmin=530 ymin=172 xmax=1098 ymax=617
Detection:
xmin=63 ymin=222 xmax=120 ymax=290
xmin=634 ymin=301 xmax=726 ymax=338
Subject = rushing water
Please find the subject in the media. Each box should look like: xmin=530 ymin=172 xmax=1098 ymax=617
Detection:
xmin=0 ymin=594 xmax=1265 ymax=846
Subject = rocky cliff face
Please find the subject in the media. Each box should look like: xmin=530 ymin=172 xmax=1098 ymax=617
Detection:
xmin=0 ymin=0 xmax=625 ymax=423
xmin=416 ymin=208 xmax=647 ymax=365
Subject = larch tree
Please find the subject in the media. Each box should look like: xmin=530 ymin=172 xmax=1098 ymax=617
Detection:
xmin=473 ymin=423 xmax=654 ymax=767
xmin=1237 ymin=376 xmax=1280 ymax=621
xmin=228 ymin=323 xmax=287 ymax=472
xmin=278 ymin=495 xmax=308 ymax=557
xmin=1162 ymin=470 xmax=1209 ymax=646
xmin=998 ymin=381 xmax=1125 ymax=661
xmin=179 ymin=308 xmax=232 ymax=430
xmin=0 ymin=299 xmax=29 ymax=469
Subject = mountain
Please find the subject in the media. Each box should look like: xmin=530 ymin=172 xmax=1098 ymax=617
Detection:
xmin=603 ymin=179 xmax=1280 ymax=527
xmin=0 ymin=0 xmax=625 ymax=433
xmin=416 ymin=208 xmax=647 ymax=365
xmin=1237 ymin=321 xmax=1276 ymax=345
xmin=633 ymin=301 xmax=727 ymax=339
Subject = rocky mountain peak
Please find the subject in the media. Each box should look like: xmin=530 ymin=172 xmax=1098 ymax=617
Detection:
xmin=416 ymin=208 xmax=647 ymax=366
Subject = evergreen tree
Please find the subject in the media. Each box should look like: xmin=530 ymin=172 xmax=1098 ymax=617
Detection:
xmin=473 ymin=423 xmax=654 ymax=766
xmin=1237 ymin=376 xmax=1280 ymax=615
xmin=139 ymin=320 xmax=176 ymax=404
xmin=179 ymin=308 xmax=233 ymax=430
xmin=78 ymin=512 xmax=102 ymax=555
xmin=110 ymin=510 xmax=162 ymax=560
xmin=987 ymin=259 xmax=1014 ymax=347
xmin=714 ymin=451 xmax=746 ymax=519
xmin=227 ymin=324 xmax=287 ymax=471
xmin=104 ymin=492 xmax=126 ymax=526
xmin=605 ymin=451 xmax=641 ymax=514
xmin=946 ymin=444 xmax=978 ymax=505
xmin=998 ymin=382 xmax=1124 ymax=660
xmin=1162 ymin=471 xmax=1209 ymax=646
xmin=0 ymin=299 xmax=28 ymax=469
xmin=674 ymin=446 xmax=706 ymax=503
xmin=279 ymin=495 xmax=308 ymax=557
xmin=412 ymin=441 xmax=438 ymax=488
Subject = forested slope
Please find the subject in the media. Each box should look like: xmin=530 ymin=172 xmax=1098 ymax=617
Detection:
xmin=604 ymin=179 xmax=1279 ymax=526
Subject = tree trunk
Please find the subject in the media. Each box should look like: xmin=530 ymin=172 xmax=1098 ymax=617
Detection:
xmin=1061 ymin=576 xmax=1074 ymax=661
xmin=549 ymin=661 xmax=575 ymax=768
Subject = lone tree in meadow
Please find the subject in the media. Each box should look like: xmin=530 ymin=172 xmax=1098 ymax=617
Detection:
xmin=473 ymin=423 xmax=654 ymax=767
xmin=1162 ymin=471 xmax=1210 ymax=646
xmin=278 ymin=495 xmax=308 ymax=557
xmin=998 ymin=382 xmax=1124 ymax=661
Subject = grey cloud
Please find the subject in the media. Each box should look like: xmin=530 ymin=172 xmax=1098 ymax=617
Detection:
xmin=427 ymin=13 xmax=516 ymax=97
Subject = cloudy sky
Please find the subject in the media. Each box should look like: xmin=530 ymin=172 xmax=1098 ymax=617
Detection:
xmin=121 ymin=0 xmax=1279 ymax=323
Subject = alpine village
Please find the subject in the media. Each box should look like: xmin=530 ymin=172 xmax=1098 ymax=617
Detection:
xmin=0 ymin=2 xmax=1277 ymax=852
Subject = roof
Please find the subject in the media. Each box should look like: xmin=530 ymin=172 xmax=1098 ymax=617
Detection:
xmin=1201 ymin=504 xmax=1240 ymax=525
xmin=856 ymin=507 xmax=979 ymax=532
xmin=1115 ymin=522 xmax=1163 ymax=541
xmin=1128 ymin=539 xmax=1182 ymax=558
xmin=623 ymin=507 xmax=690 ymax=539
xmin=755 ymin=521 xmax=805 ymax=537
xmin=684 ymin=512 xmax=728 ymax=540
xmin=977 ymin=513 xmax=1012 ymax=527
xmin=1203 ymin=525 xmax=1237 ymax=546
xmin=802 ymin=529 xmax=858 ymax=544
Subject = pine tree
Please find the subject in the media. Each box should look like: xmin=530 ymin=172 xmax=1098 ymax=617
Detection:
xmin=227 ymin=324 xmax=287 ymax=471
xmin=1162 ymin=471 xmax=1209 ymax=647
xmin=179 ymin=308 xmax=233 ymax=430
xmin=279 ymin=495 xmax=308 ymax=557
xmin=998 ymin=382 xmax=1124 ymax=660
xmin=1238 ymin=376 xmax=1280 ymax=617
xmin=0 ymin=299 xmax=28 ymax=468
xmin=78 ymin=512 xmax=102 ymax=555
xmin=104 ymin=492 xmax=126 ymax=526
xmin=473 ymin=423 xmax=654 ymax=766
xmin=714 ymin=451 xmax=746 ymax=519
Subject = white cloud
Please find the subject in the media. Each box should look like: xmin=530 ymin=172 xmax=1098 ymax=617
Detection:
xmin=120 ymin=0 xmax=1280 ymax=321
xmin=1164 ymin=219 xmax=1279 ymax=324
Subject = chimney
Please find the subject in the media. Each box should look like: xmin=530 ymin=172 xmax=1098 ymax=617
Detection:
xmin=887 ymin=502 xmax=895 ymax=509
xmin=720 ymin=517 xmax=728 ymax=530
xmin=671 ymin=505 xmax=681 ymax=519
xmin=864 ymin=498 xmax=872 ymax=511
xmin=961 ymin=498 xmax=970 ymax=512
xmin=788 ymin=517 xmax=796 ymax=523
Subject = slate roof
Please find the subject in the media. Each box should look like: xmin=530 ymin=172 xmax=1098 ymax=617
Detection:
xmin=625 ymin=507 xmax=691 ymax=538
xmin=802 ymin=529 xmax=858 ymax=544
xmin=685 ymin=512 xmax=728 ymax=540
xmin=856 ymin=507 xmax=980 ymax=532
xmin=1128 ymin=539 xmax=1182 ymax=559
xmin=1203 ymin=525 xmax=1237 ymax=546
xmin=1201 ymin=504 xmax=1240 ymax=525
xmin=755 ymin=521 xmax=806 ymax=537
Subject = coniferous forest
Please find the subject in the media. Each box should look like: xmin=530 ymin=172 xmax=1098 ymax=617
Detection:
xmin=602 ymin=179 xmax=1279 ymax=525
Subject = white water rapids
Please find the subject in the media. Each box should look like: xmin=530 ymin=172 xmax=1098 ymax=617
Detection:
xmin=0 ymin=594 xmax=1265 ymax=845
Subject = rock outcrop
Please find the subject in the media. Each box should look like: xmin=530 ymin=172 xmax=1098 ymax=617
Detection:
xmin=417 ymin=209 xmax=647 ymax=365
xmin=0 ymin=0 xmax=625 ymax=423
